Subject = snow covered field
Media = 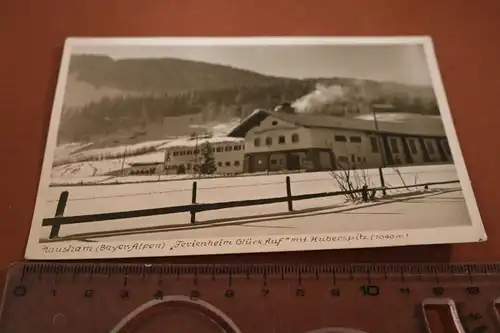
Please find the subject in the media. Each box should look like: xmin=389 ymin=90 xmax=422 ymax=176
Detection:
xmin=51 ymin=151 xmax=166 ymax=179
xmin=52 ymin=159 xmax=125 ymax=178
xmin=53 ymin=139 xmax=171 ymax=166
xmin=53 ymin=142 xmax=94 ymax=161
xmin=36 ymin=163 xmax=472 ymax=243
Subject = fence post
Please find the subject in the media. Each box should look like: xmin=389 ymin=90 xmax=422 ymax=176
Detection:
xmin=378 ymin=168 xmax=386 ymax=196
xmin=361 ymin=185 xmax=369 ymax=203
xmin=285 ymin=176 xmax=293 ymax=212
xmin=49 ymin=191 xmax=69 ymax=239
xmin=190 ymin=181 xmax=198 ymax=224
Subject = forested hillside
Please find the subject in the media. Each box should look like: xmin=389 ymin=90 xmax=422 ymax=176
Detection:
xmin=58 ymin=54 xmax=440 ymax=145
xmin=67 ymin=54 xmax=290 ymax=92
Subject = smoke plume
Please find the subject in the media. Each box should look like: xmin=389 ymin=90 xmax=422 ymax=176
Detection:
xmin=292 ymin=83 xmax=348 ymax=113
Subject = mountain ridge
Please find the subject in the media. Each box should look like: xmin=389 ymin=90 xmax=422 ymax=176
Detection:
xmin=58 ymin=54 xmax=440 ymax=147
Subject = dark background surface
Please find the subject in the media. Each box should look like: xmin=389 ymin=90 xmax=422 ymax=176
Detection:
xmin=0 ymin=0 xmax=499 ymax=275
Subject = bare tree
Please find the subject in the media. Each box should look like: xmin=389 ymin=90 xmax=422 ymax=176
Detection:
xmin=327 ymin=139 xmax=376 ymax=203
xmin=393 ymin=167 xmax=423 ymax=194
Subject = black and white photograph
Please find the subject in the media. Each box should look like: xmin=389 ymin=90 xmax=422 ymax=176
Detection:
xmin=25 ymin=37 xmax=486 ymax=259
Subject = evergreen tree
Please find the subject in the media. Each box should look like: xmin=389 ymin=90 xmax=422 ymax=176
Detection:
xmin=199 ymin=143 xmax=217 ymax=175
xmin=164 ymin=151 xmax=171 ymax=174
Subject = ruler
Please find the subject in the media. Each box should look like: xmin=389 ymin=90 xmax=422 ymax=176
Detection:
xmin=1 ymin=263 xmax=499 ymax=333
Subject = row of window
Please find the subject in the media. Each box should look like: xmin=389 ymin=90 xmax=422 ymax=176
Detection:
xmin=337 ymin=135 xmax=450 ymax=159
xmin=270 ymin=159 xmax=285 ymax=166
xmin=370 ymin=136 xmax=447 ymax=156
xmin=264 ymin=147 xmax=451 ymax=167
xmin=388 ymin=137 xmax=436 ymax=155
xmin=337 ymin=155 xmax=368 ymax=164
xmin=398 ymin=138 xmax=438 ymax=155
xmin=254 ymin=133 xmax=299 ymax=147
xmin=167 ymin=136 xmax=450 ymax=160
xmin=336 ymin=135 xmax=422 ymax=156
xmin=171 ymin=144 xmax=244 ymax=157
xmin=252 ymin=134 xmax=448 ymax=157
xmin=334 ymin=135 xmax=362 ymax=143
xmin=167 ymin=160 xmax=241 ymax=170
xmin=217 ymin=160 xmax=241 ymax=168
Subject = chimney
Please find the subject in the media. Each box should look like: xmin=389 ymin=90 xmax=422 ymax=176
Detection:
xmin=274 ymin=102 xmax=295 ymax=114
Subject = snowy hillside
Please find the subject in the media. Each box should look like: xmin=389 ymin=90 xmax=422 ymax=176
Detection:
xmin=53 ymin=139 xmax=171 ymax=165
xmin=52 ymin=159 xmax=126 ymax=178
xmin=51 ymin=151 xmax=167 ymax=179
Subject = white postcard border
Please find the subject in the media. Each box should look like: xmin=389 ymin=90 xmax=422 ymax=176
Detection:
xmin=32 ymin=225 xmax=484 ymax=260
xmin=25 ymin=36 xmax=487 ymax=260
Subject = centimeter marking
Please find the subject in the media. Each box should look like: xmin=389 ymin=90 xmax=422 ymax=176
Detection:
xmin=3 ymin=263 xmax=500 ymax=333
xmin=6 ymin=262 xmax=500 ymax=302
xmin=7 ymin=262 xmax=500 ymax=295
xmin=13 ymin=262 xmax=500 ymax=277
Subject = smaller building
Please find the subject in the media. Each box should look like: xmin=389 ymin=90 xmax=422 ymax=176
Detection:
xmin=158 ymin=136 xmax=245 ymax=176
xmin=126 ymin=162 xmax=164 ymax=176
xmin=105 ymin=151 xmax=165 ymax=176
xmin=124 ymin=152 xmax=165 ymax=176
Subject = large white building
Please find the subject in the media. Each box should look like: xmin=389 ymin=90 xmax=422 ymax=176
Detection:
xmin=226 ymin=104 xmax=453 ymax=173
xmin=158 ymin=135 xmax=245 ymax=175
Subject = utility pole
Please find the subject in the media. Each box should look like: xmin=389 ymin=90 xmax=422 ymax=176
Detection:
xmin=120 ymin=145 xmax=127 ymax=177
xmin=191 ymin=132 xmax=201 ymax=178
xmin=195 ymin=134 xmax=201 ymax=178
xmin=372 ymin=105 xmax=387 ymax=195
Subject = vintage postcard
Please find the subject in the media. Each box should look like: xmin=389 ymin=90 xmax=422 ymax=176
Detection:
xmin=25 ymin=36 xmax=486 ymax=259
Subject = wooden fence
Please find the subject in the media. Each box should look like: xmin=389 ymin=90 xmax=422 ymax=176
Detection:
xmin=42 ymin=177 xmax=460 ymax=239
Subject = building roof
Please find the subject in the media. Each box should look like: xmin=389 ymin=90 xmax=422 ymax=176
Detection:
xmin=226 ymin=109 xmax=447 ymax=138
xmin=126 ymin=152 xmax=165 ymax=165
xmin=157 ymin=136 xmax=245 ymax=149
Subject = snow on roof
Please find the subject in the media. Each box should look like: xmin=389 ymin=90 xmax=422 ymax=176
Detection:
xmin=227 ymin=109 xmax=446 ymax=138
xmin=225 ymin=109 xmax=264 ymax=135
xmin=157 ymin=136 xmax=245 ymax=149
xmin=126 ymin=151 xmax=165 ymax=165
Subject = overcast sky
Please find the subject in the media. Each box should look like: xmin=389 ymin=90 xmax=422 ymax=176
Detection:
xmin=71 ymin=43 xmax=433 ymax=86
